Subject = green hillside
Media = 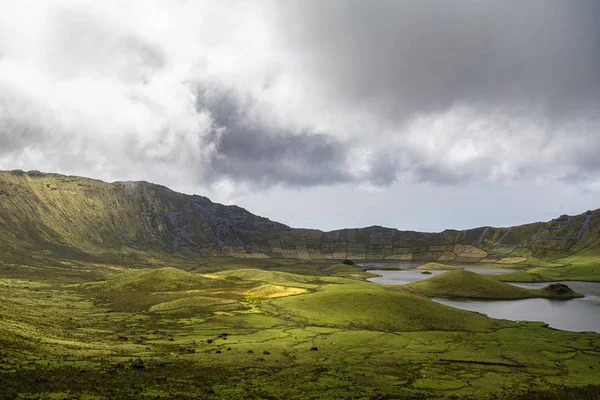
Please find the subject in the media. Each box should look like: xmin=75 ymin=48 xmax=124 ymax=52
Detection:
xmin=2 ymin=170 xmax=600 ymax=268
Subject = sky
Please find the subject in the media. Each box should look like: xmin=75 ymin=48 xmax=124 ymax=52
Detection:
xmin=0 ymin=0 xmax=599 ymax=232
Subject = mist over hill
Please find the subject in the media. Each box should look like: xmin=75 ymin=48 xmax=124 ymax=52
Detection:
xmin=1 ymin=170 xmax=598 ymax=264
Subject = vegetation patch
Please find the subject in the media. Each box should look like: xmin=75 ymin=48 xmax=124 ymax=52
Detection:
xmin=243 ymin=284 xmax=307 ymax=302
xmin=148 ymin=295 xmax=244 ymax=314
xmin=326 ymin=263 xmax=365 ymax=274
xmin=263 ymin=287 xmax=510 ymax=332
xmin=491 ymin=271 xmax=553 ymax=283
xmin=213 ymin=268 xmax=351 ymax=286
xmin=406 ymin=270 xmax=582 ymax=299
xmin=90 ymin=267 xmax=232 ymax=292
xmin=416 ymin=262 xmax=460 ymax=270
xmin=1 ymin=259 xmax=600 ymax=399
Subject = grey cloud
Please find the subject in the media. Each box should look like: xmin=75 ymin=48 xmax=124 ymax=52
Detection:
xmin=413 ymin=164 xmax=482 ymax=186
xmin=196 ymin=87 xmax=353 ymax=186
xmin=276 ymin=0 xmax=600 ymax=121
xmin=213 ymin=129 xmax=350 ymax=186
xmin=0 ymin=89 xmax=54 ymax=154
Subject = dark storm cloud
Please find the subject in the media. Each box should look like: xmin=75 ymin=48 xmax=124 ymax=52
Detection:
xmin=276 ymin=0 xmax=600 ymax=121
xmin=213 ymin=129 xmax=350 ymax=186
xmin=196 ymin=87 xmax=353 ymax=186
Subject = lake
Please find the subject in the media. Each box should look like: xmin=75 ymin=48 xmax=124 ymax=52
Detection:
xmin=366 ymin=264 xmax=519 ymax=286
xmin=367 ymin=265 xmax=600 ymax=333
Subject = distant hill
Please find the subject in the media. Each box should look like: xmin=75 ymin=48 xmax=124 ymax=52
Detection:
xmin=1 ymin=170 xmax=599 ymax=264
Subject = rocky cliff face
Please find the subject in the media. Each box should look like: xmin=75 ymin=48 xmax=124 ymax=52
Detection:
xmin=1 ymin=170 xmax=598 ymax=263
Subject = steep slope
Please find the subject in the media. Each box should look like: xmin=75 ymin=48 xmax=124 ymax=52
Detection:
xmin=1 ymin=170 xmax=599 ymax=264
xmin=0 ymin=170 xmax=286 ymax=260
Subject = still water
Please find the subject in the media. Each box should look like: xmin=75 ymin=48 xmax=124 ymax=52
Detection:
xmin=367 ymin=265 xmax=600 ymax=333
xmin=366 ymin=264 xmax=518 ymax=286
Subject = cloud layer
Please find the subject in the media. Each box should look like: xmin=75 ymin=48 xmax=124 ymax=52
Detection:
xmin=0 ymin=0 xmax=599 ymax=228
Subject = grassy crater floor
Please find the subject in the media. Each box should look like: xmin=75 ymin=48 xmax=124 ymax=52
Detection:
xmin=1 ymin=258 xmax=600 ymax=399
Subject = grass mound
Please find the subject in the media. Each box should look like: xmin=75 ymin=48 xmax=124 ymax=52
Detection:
xmin=148 ymin=295 xmax=243 ymax=314
xmin=213 ymin=268 xmax=349 ymax=286
xmin=406 ymin=270 xmax=559 ymax=299
xmin=326 ymin=263 xmax=364 ymax=274
xmin=244 ymin=284 xmax=307 ymax=301
xmin=416 ymin=262 xmax=460 ymax=271
xmin=93 ymin=267 xmax=231 ymax=292
xmin=264 ymin=288 xmax=508 ymax=332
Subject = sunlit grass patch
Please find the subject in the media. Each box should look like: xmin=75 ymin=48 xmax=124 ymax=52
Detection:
xmin=243 ymin=284 xmax=307 ymax=302
xmin=416 ymin=262 xmax=460 ymax=270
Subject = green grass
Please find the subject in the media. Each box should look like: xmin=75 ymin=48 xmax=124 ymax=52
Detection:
xmin=490 ymin=271 xmax=554 ymax=283
xmin=1 ymin=260 xmax=600 ymax=399
xmin=212 ymin=268 xmax=351 ymax=286
xmin=325 ymin=263 xmax=365 ymax=273
xmin=406 ymin=270 xmax=582 ymax=299
xmin=528 ymin=256 xmax=600 ymax=282
xmin=416 ymin=262 xmax=460 ymax=270
xmin=263 ymin=285 xmax=510 ymax=332
xmin=243 ymin=284 xmax=308 ymax=302
xmin=88 ymin=267 xmax=233 ymax=292
xmin=148 ymin=295 xmax=245 ymax=314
